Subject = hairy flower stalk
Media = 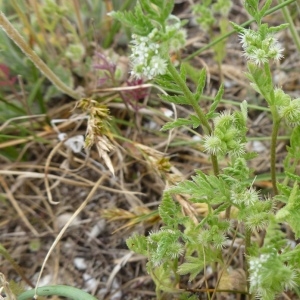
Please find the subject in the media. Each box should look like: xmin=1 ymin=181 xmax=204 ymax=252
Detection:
xmin=232 ymin=18 xmax=288 ymax=195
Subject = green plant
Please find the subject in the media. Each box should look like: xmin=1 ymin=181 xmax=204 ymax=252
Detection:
xmin=110 ymin=0 xmax=300 ymax=299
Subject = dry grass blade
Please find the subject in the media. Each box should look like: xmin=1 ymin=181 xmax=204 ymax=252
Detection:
xmin=0 ymin=176 xmax=39 ymax=236
xmin=106 ymin=252 xmax=133 ymax=291
xmin=44 ymin=140 xmax=65 ymax=205
xmin=34 ymin=175 xmax=107 ymax=297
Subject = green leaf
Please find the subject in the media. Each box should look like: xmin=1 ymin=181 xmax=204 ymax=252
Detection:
xmin=147 ymin=263 xmax=174 ymax=292
xmin=246 ymin=63 xmax=273 ymax=104
xmin=240 ymin=100 xmax=248 ymax=122
xmin=149 ymin=229 xmax=182 ymax=264
xmin=192 ymin=175 xmax=214 ymax=198
xmin=280 ymin=207 xmax=300 ymax=239
xmin=287 ymin=127 xmax=300 ymax=160
xmin=259 ymin=0 xmax=273 ymax=20
xmin=264 ymin=220 xmax=287 ymax=250
xmin=285 ymin=172 xmax=300 ymax=182
xmin=195 ymin=69 xmax=207 ymax=99
xmin=169 ymin=171 xmax=228 ymax=205
xmin=206 ymin=84 xmax=224 ymax=119
xmin=243 ymin=151 xmax=258 ymax=160
xmin=169 ymin=180 xmax=201 ymax=195
xmin=269 ymin=24 xmax=289 ymax=34
xmin=161 ymin=118 xmax=194 ymax=131
xmin=189 ymin=115 xmax=201 ymax=128
xmin=159 ymin=0 xmax=175 ymax=23
xmin=126 ymin=233 xmax=148 ymax=255
xmin=276 ymin=182 xmax=292 ymax=199
xmin=168 ymin=179 xmax=213 ymax=204
xmin=109 ymin=4 xmax=154 ymax=36
xmin=244 ymin=0 xmax=258 ymax=19
xmin=230 ymin=21 xmax=245 ymax=34
xmin=139 ymin=0 xmax=157 ymax=16
xmin=159 ymin=192 xmax=180 ymax=226
xmin=155 ymin=74 xmax=182 ymax=93
xmin=177 ymin=256 xmax=204 ymax=281
xmin=159 ymin=94 xmax=189 ymax=105
xmin=274 ymin=88 xmax=291 ymax=106
xmin=180 ymin=62 xmax=204 ymax=86
xmin=222 ymin=157 xmax=250 ymax=180
xmin=180 ymin=63 xmax=187 ymax=81
xmin=140 ymin=0 xmax=174 ymax=24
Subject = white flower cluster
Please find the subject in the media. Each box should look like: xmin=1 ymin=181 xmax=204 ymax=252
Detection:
xmin=249 ymin=252 xmax=298 ymax=298
xmin=249 ymin=253 xmax=270 ymax=288
xmin=239 ymin=29 xmax=284 ymax=66
xmin=130 ymin=31 xmax=167 ymax=80
xmin=129 ymin=17 xmax=186 ymax=80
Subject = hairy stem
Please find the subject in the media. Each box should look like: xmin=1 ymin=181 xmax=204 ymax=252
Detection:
xmin=167 ymin=62 xmax=219 ymax=175
xmin=262 ymin=63 xmax=280 ymax=195
xmin=0 ymin=11 xmax=80 ymax=100
xmin=270 ymin=115 xmax=280 ymax=195
xmin=245 ymin=227 xmax=252 ymax=299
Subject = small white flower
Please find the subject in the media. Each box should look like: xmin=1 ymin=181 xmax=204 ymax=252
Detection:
xmin=148 ymin=55 xmax=167 ymax=78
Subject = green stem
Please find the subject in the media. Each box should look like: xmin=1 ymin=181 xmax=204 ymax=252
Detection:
xmin=270 ymin=115 xmax=280 ymax=195
xmin=167 ymin=62 xmax=210 ymax=133
xmin=167 ymin=62 xmax=219 ymax=175
xmin=244 ymin=228 xmax=252 ymax=299
xmin=262 ymin=64 xmax=280 ymax=195
xmin=278 ymin=0 xmax=300 ymax=54
xmin=184 ymin=0 xmax=296 ymax=61
xmin=0 ymin=11 xmax=80 ymax=100
xmin=173 ymin=258 xmax=180 ymax=286
xmin=252 ymin=63 xmax=280 ymax=195
xmin=17 ymin=285 xmax=97 ymax=300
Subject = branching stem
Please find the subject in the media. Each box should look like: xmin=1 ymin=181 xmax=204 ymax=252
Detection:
xmin=167 ymin=61 xmax=219 ymax=175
